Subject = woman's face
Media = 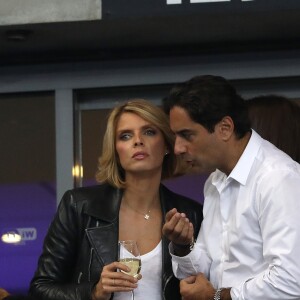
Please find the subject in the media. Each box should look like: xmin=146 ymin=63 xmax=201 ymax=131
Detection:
xmin=115 ymin=112 xmax=168 ymax=177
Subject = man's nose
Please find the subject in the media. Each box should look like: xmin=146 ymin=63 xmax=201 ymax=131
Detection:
xmin=174 ymin=138 xmax=186 ymax=155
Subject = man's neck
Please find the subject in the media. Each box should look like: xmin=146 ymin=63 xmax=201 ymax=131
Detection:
xmin=221 ymin=131 xmax=252 ymax=176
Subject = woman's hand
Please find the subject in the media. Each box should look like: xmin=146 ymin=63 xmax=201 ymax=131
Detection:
xmin=91 ymin=261 xmax=141 ymax=300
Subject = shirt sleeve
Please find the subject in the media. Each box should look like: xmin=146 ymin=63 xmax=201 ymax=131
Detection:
xmin=231 ymin=170 xmax=300 ymax=300
xmin=170 ymin=227 xmax=212 ymax=280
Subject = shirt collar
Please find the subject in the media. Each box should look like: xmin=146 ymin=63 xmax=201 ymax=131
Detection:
xmin=212 ymin=130 xmax=263 ymax=187
xmin=229 ymin=129 xmax=262 ymax=185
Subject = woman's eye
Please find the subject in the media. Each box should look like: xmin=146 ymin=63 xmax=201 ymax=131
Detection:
xmin=119 ymin=133 xmax=131 ymax=140
xmin=144 ymin=129 xmax=156 ymax=136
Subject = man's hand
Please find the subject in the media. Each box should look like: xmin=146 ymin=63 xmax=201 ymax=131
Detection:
xmin=162 ymin=208 xmax=194 ymax=255
xmin=180 ymin=273 xmax=215 ymax=300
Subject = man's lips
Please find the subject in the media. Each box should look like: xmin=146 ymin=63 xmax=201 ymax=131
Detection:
xmin=186 ymin=160 xmax=195 ymax=166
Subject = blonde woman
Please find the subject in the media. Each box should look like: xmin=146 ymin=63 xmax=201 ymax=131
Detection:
xmin=30 ymin=99 xmax=202 ymax=300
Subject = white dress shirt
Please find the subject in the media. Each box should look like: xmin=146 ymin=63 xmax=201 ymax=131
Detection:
xmin=171 ymin=130 xmax=300 ymax=300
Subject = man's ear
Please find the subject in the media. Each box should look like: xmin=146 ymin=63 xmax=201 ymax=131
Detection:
xmin=216 ymin=116 xmax=234 ymax=141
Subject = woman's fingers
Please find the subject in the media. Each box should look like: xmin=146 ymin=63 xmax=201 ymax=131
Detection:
xmin=94 ymin=261 xmax=139 ymax=298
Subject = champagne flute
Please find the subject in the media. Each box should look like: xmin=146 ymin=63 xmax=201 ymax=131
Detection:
xmin=118 ymin=240 xmax=141 ymax=300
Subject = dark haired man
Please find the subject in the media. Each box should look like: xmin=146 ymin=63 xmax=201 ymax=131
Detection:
xmin=162 ymin=75 xmax=300 ymax=300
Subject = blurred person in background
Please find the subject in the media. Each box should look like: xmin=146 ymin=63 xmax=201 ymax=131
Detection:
xmin=247 ymin=94 xmax=300 ymax=163
xmin=0 ymin=289 xmax=37 ymax=300
xmin=0 ymin=288 xmax=10 ymax=300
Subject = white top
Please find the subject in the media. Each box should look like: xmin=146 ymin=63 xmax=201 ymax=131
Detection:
xmin=171 ymin=130 xmax=300 ymax=300
xmin=114 ymin=240 xmax=162 ymax=300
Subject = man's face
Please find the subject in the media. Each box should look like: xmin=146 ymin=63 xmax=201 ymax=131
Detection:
xmin=169 ymin=106 xmax=219 ymax=173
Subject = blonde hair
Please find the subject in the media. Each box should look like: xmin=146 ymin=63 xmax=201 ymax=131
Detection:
xmin=96 ymin=99 xmax=178 ymax=188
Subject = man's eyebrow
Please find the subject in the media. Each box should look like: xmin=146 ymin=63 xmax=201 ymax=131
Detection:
xmin=175 ymin=129 xmax=193 ymax=135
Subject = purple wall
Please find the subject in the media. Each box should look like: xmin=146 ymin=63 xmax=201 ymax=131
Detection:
xmin=163 ymin=173 xmax=207 ymax=204
xmin=0 ymin=182 xmax=56 ymax=294
xmin=0 ymin=174 xmax=207 ymax=294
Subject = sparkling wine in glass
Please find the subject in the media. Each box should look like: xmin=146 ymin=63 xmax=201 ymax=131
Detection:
xmin=118 ymin=240 xmax=141 ymax=299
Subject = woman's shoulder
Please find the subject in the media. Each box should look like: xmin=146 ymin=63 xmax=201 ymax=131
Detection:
xmin=161 ymin=184 xmax=203 ymax=233
xmin=63 ymin=183 xmax=114 ymax=198
xmin=59 ymin=183 xmax=119 ymax=207
xmin=57 ymin=183 xmax=121 ymax=219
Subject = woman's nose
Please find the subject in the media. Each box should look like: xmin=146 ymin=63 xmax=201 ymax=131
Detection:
xmin=134 ymin=141 xmax=144 ymax=146
xmin=133 ymin=134 xmax=144 ymax=146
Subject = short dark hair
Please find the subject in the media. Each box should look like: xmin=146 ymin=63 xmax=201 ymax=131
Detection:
xmin=163 ymin=75 xmax=251 ymax=139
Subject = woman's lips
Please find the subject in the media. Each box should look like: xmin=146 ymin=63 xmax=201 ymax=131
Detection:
xmin=132 ymin=151 xmax=148 ymax=159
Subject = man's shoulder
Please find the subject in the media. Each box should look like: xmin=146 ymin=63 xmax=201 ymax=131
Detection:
xmin=257 ymin=140 xmax=300 ymax=172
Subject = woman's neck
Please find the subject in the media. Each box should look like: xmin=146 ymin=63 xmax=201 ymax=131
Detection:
xmin=122 ymin=173 xmax=161 ymax=210
xmin=123 ymin=188 xmax=160 ymax=208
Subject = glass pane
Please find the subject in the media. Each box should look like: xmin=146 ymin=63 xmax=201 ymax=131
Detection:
xmin=0 ymin=92 xmax=56 ymax=294
xmin=81 ymin=109 xmax=111 ymax=186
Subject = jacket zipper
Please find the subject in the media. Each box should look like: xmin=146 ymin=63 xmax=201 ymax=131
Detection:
xmin=88 ymin=247 xmax=94 ymax=282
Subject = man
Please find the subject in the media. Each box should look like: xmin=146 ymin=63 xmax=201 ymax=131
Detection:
xmin=162 ymin=75 xmax=300 ymax=300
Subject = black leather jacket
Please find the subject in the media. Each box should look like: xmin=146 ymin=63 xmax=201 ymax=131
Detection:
xmin=30 ymin=183 xmax=203 ymax=300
